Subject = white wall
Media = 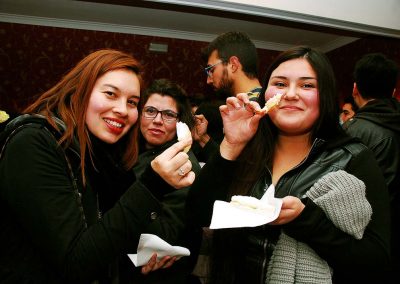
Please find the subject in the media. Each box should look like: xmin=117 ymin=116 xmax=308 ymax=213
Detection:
xmin=222 ymin=0 xmax=400 ymax=30
xmin=153 ymin=0 xmax=400 ymax=37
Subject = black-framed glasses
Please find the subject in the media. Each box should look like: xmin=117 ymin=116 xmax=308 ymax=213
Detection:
xmin=204 ymin=60 xmax=223 ymax=77
xmin=142 ymin=106 xmax=179 ymax=123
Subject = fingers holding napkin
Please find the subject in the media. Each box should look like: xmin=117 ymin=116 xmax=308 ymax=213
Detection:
xmin=128 ymin=234 xmax=190 ymax=267
xmin=210 ymin=184 xmax=283 ymax=229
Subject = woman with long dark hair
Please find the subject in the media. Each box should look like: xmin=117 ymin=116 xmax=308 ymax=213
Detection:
xmin=187 ymin=46 xmax=391 ymax=284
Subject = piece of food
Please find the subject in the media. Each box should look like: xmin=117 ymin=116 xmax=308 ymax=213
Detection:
xmin=0 ymin=110 xmax=10 ymax=123
xmin=255 ymin=93 xmax=283 ymax=114
xmin=230 ymin=195 xmax=275 ymax=212
xmin=176 ymin=121 xmax=191 ymax=153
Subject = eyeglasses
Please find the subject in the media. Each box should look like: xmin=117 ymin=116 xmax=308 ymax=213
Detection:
xmin=142 ymin=106 xmax=179 ymax=123
xmin=204 ymin=60 xmax=223 ymax=77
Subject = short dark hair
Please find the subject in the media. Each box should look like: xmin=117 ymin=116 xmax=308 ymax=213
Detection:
xmin=353 ymin=53 xmax=398 ymax=99
xmin=203 ymin=31 xmax=258 ymax=78
xmin=343 ymin=96 xmax=358 ymax=112
xmin=141 ymin=79 xmax=195 ymax=129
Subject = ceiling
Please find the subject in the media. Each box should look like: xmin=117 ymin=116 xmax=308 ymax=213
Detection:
xmin=0 ymin=0 xmax=397 ymax=52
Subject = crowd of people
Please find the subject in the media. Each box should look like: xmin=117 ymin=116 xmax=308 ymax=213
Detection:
xmin=0 ymin=31 xmax=399 ymax=284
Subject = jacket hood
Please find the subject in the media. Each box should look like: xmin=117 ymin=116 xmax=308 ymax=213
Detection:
xmin=355 ymin=98 xmax=400 ymax=134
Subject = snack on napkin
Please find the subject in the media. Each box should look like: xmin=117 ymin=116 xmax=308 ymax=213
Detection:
xmin=256 ymin=93 xmax=283 ymax=114
xmin=176 ymin=121 xmax=191 ymax=153
xmin=231 ymin=195 xmax=275 ymax=212
xmin=209 ymin=184 xmax=283 ymax=229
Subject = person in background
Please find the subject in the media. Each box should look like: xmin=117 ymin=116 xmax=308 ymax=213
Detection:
xmin=203 ymin=31 xmax=262 ymax=101
xmin=191 ymin=101 xmax=224 ymax=164
xmin=187 ymin=46 xmax=391 ymax=284
xmin=131 ymin=78 xmax=202 ymax=284
xmin=343 ymin=52 xmax=400 ymax=281
xmin=0 ymin=49 xmax=194 ymax=283
xmin=339 ymin=95 xmax=358 ymax=125
xmin=193 ymin=31 xmax=262 ymax=160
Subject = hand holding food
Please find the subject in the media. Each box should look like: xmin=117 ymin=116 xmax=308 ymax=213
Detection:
xmin=176 ymin=121 xmax=191 ymax=153
xmin=255 ymin=93 xmax=283 ymax=114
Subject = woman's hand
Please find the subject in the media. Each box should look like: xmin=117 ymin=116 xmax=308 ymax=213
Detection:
xmin=219 ymin=93 xmax=265 ymax=160
xmin=151 ymin=137 xmax=195 ymax=189
xmin=141 ymin=253 xmax=176 ymax=275
xmin=270 ymin=196 xmax=305 ymax=225
xmin=192 ymin=114 xmax=210 ymax=147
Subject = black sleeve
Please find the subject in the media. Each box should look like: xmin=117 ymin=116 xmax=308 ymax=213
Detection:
xmin=201 ymin=138 xmax=220 ymax=163
xmin=283 ymin=147 xmax=391 ymax=271
xmin=186 ymin=151 xmax=238 ymax=227
xmin=0 ymin=126 xmax=174 ymax=281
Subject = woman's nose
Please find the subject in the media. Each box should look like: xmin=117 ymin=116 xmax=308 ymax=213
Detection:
xmin=113 ymin=100 xmax=128 ymax=116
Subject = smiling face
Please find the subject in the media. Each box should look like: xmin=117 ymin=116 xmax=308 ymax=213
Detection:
xmin=85 ymin=69 xmax=140 ymax=144
xmin=140 ymin=93 xmax=179 ymax=149
xmin=265 ymin=58 xmax=320 ymax=137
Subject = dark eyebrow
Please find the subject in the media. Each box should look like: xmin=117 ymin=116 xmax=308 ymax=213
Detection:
xmin=270 ymin=76 xmax=316 ymax=80
xmin=299 ymin=77 xmax=317 ymax=80
xmin=270 ymin=76 xmax=287 ymax=80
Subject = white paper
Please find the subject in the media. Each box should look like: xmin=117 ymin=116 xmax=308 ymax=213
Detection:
xmin=209 ymin=184 xmax=283 ymax=229
xmin=127 ymin=234 xmax=190 ymax=267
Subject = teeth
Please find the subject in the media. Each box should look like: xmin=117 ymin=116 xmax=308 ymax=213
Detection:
xmin=104 ymin=119 xmax=122 ymax=128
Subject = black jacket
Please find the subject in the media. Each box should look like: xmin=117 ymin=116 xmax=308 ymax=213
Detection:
xmin=0 ymin=115 xmax=185 ymax=283
xmin=343 ymin=98 xmax=400 ymax=200
xmin=129 ymin=140 xmax=202 ymax=284
xmin=187 ymin=136 xmax=391 ymax=284
xmin=344 ymin=98 xmax=400 ymax=272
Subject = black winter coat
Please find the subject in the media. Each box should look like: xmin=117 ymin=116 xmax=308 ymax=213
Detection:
xmin=0 ymin=116 xmax=184 ymax=283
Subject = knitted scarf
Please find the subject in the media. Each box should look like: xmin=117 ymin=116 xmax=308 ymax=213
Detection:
xmin=266 ymin=170 xmax=372 ymax=284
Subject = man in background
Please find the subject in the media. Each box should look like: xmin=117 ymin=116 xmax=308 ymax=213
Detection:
xmin=343 ymin=52 xmax=400 ymax=280
xmin=202 ymin=31 xmax=262 ymax=101
xmin=194 ymin=31 xmax=263 ymax=153
xmin=339 ymin=96 xmax=358 ymax=125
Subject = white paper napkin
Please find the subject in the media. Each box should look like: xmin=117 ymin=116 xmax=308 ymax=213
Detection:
xmin=127 ymin=234 xmax=190 ymax=267
xmin=209 ymin=184 xmax=283 ymax=229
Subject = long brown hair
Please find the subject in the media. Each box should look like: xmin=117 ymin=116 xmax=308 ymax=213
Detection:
xmin=210 ymin=46 xmax=344 ymax=284
xmin=24 ymin=49 xmax=143 ymax=184
xmin=229 ymin=46 xmax=342 ymax=197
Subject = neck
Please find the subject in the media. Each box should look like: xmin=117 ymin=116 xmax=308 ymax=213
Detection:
xmin=359 ymin=97 xmax=375 ymax=108
xmin=233 ymin=77 xmax=261 ymax=95
xmin=276 ymin=133 xmax=312 ymax=155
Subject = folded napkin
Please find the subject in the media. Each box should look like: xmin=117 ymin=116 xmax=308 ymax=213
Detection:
xmin=128 ymin=234 xmax=190 ymax=266
xmin=210 ymin=184 xmax=282 ymax=229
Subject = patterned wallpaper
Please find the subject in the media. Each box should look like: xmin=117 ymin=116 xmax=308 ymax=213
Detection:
xmin=0 ymin=22 xmax=399 ymax=114
xmin=0 ymin=22 xmax=279 ymax=113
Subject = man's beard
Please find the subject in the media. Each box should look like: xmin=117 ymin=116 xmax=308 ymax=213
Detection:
xmin=215 ymin=67 xmax=234 ymax=99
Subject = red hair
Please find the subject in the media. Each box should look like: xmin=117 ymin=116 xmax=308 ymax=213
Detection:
xmin=25 ymin=49 xmax=143 ymax=184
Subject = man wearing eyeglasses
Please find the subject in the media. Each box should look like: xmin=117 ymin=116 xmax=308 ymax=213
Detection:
xmin=193 ymin=31 xmax=262 ymax=162
xmin=203 ymin=31 xmax=262 ymax=101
